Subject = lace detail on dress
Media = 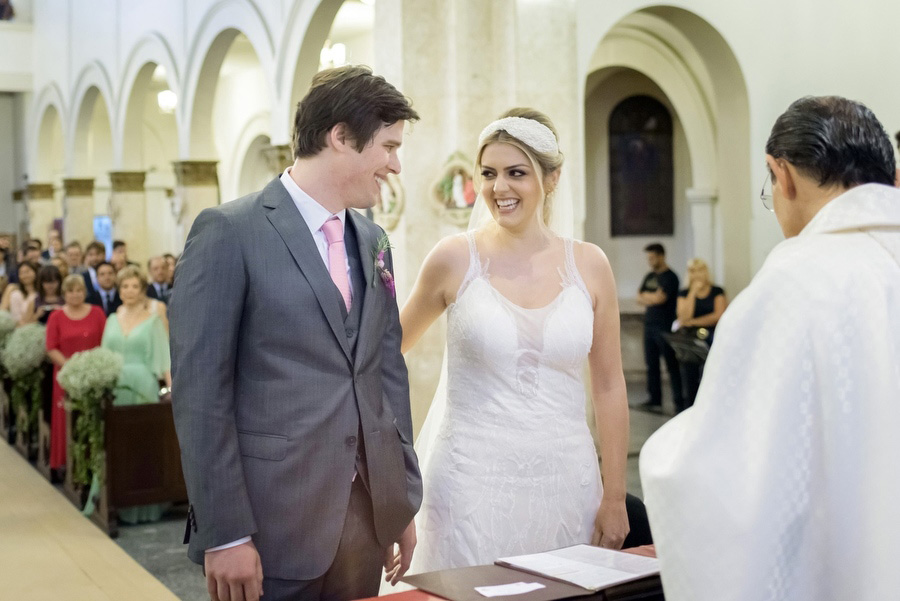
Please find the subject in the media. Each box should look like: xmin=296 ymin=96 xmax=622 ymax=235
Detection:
xmin=412 ymin=233 xmax=602 ymax=574
xmin=559 ymin=238 xmax=591 ymax=302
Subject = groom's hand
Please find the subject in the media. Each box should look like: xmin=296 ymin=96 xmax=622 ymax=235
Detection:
xmin=384 ymin=520 xmax=417 ymax=585
xmin=205 ymin=540 xmax=264 ymax=601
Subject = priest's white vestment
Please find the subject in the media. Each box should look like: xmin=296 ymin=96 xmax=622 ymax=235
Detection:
xmin=640 ymin=183 xmax=900 ymax=601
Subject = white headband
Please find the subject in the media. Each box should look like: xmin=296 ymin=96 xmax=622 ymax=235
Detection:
xmin=478 ymin=116 xmax=559 ymax=155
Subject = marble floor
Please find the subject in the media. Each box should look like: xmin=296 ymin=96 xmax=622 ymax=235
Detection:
xmin=114 ymin=377 xmax=675 ymax=600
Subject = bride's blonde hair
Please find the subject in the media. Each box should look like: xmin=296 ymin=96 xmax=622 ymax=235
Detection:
xmin=476 ymin=108 xmax=564 ymax=226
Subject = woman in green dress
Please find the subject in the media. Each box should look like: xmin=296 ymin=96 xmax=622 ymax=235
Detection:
xmin=84 ymin=265 xmax=172 ymax=523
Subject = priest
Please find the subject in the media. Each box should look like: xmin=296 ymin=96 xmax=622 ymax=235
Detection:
xmin=640 ymin=96 xmax=900 ymax=601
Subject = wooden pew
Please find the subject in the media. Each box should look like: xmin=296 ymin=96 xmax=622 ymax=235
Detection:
xmin=67 ymin=400 xmax=188 ymax=537
xmin=36 ymin=363 xmax=55 ymax=479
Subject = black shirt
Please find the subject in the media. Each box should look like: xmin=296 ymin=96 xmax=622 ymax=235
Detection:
xmin=678 ymin=286 xmax=725 ymax=319
xmin=640 ymin=269 xmax=679 ymax=329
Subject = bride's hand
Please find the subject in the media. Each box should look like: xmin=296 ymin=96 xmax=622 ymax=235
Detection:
xmin=384 ymin=520 xmax=417 ymax=585
xmin=591 ymin=497 xmax=629 ymax=550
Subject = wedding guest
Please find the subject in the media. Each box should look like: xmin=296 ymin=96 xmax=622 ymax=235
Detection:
xmin=64 ymin=242 xmax=86 ymax=275
xmin=41 ymin=230 xmax=63 ymax=262
xmin=0 ymin=234 xmax=14 ymax=281
xmin=50 ymin=256 xmax=69 ymax=279
xmin=674 ymin=258 xmax=726 ymax=409
xmin=3 ymin=260 xmax=39 ymax=324
xmin=110 ymin=240 xmax=136 ymax=271
xmin=94 ymin=265 xmax=171 ymax=523
xmin=86 ymin=262 xmax=121 ymax=316
xmin=82 ymin=241 xmax=106 ymax=294
xmin=641 ymin=96 xmax=900 ymax=601
xmin=21 ymin=241 xmax=41 ymax=266
xmin=146 ymin=256 xmax=170 ymax=303
xmin=45 ymin=275 xmax=106 ymax=475
xmin=0 ymin=0 xmax=14 ymax=21
xmin=163 ymin=253 xmax=177 ymax=286
xmin=636 ymin=243 xmax=683 ymax=413
xmin=22 ymin=264 xmax=64 ymax=325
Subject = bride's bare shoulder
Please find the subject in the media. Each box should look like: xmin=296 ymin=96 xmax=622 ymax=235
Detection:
xmin=422 ymin=233 xmax=471 ymax=274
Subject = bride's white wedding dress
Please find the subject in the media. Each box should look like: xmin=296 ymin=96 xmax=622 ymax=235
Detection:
xmin=412 ymin=231 xmax=603 ymax=572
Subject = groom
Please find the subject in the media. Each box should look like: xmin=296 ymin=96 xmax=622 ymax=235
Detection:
xmin=169 ymin=65 xmax=422 ymax=601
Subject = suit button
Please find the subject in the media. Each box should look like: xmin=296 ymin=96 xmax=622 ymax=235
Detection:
xmin=346 ymin=436 xmax=357 ymax=446
xmin=345 ymin=327 xmax=355 ymax=337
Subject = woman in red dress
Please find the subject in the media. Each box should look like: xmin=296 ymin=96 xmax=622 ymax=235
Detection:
xmin=45 ymin=274 xmax=106 ymax=473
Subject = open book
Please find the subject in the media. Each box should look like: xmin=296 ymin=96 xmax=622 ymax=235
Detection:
xmin=496 ymin=544 xmax=660 ymax=592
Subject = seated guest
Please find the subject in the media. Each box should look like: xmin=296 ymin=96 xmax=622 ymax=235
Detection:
xmin=146 ymin=256 xmax=170 ymax=303
xmin=85 ymin=262 xmax=121 ymax=316
xmin=64 ymin=242 xmax=86 ymax=275
xmin=45 ymin=275 xmax=106 ymax=476
xmin=0 ymin=234 xmax=14 ymax=281
xmin=2 ymin=261 xmax=39 ymax=324
xmin=82 ymin=240 xmax=106 ymax=294
xmin=674 ymin=258 xmax=726 ymax=409
xmin=93 ymin=265 xmax=171 ymax=524
xmin=641 ymin=96 xmax=900 ymax=600
xmin=22 ymin=264 xmax=64 ymax=325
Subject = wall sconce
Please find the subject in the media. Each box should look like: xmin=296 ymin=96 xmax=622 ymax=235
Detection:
xmin=157 ymin=90 xmax=177 ymax=113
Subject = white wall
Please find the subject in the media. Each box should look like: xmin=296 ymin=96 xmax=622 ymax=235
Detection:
xmin=0 ymin=94 xmax=16 ymax=233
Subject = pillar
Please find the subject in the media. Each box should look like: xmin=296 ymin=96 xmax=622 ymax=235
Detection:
xmin=263 ymin=144 xmax=293 ymax=177
xmin=109 ymin=171 xmax=149 ymax=265
xmin=11 ymin=190 xmax=26 ymax=242
xmin=172 ymin=161 xmax=219 ymax=244
xmin=62 ymin=178 xmax=95 ymax=246
xmin=686 ymin=188 xmax=718 ymax=279
xmin=26 ymin=183 xmax=55 ymax=242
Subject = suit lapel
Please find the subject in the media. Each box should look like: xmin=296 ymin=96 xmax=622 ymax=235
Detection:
xmin=262 ymin=179 xmax=352 ymax=362
xmin=347 ymin=210 xmax=380 ymax=364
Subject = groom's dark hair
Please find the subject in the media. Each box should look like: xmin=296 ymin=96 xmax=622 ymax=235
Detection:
xmin=292 ymin=65 xmax=419 ymax=159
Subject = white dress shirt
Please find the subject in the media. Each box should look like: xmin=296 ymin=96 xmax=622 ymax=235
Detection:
xmin=206 ymin=169 xmax=355 ymax=555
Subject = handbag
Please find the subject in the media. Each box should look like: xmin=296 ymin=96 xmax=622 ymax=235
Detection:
xmin=663 ymin=327 xmax=710 ymax=364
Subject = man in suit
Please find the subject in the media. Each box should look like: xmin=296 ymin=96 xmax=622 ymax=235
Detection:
xmin=86 ymin=261 xmax=121 ymax=315
xmin=146 ymin=256 xmax=170 ymax=303
xmin=82 ymin=240 xmax=106 ymax=294
xmin=169 ymin=65 xmax=422 ymax=601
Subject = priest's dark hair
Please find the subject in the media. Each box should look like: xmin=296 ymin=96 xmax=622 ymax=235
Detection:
xmin=765 ymin=96 xmax=895 ymax=188
xmin=292 ymin=65 xmax=419 ymax=159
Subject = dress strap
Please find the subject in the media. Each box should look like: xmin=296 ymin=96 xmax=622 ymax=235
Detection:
xmin=559 ymin=238 xmax=591 ymax=299
xmin=457 ymin=231 xmax=488 ymax=301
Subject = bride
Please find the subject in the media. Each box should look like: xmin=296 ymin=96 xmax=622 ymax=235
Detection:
xmin=386 ymin=108 xmax=630 ymax=581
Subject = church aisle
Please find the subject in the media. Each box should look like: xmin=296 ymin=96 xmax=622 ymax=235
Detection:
xmin=0 ymin=442 xmax=180 ymax=601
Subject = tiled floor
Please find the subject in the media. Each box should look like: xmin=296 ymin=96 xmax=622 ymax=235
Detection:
xmin=115 ymin=377 xmax=673 ymax=600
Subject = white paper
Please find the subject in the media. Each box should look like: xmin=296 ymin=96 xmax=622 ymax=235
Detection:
xmin=474 ymin=582 xmax=546 ymax=597
xmin=497 ymin=544 xmax=659 ymax=591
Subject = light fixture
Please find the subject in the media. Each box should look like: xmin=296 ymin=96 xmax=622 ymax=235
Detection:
xmin=157 ymin=90 xmax=177 ymax=113
xmin=319 ymin=41 xmax=349 ymax=70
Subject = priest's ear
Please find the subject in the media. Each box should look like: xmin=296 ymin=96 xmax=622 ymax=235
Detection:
xmin=765 ymin=155 xmax=798 ymax=201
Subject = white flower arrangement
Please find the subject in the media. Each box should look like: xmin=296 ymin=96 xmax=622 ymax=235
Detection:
xmin=58 ymin=347 xmax=123 ymax=399
xmin=0 ymin=323 xmax=46 ymax=378
xmin=0 ymin=310 xmax=15 ymax=349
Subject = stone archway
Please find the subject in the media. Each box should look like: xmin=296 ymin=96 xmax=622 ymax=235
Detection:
xmin=583 ymin=7 xmax=751 ymax=297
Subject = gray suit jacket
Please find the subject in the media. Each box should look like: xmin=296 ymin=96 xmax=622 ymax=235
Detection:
xmin=169 ymin=178 xmax=422 ymax=580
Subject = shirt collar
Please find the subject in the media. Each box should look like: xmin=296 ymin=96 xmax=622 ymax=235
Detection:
xmin=280 ymin=168 xmax=346 ymax=236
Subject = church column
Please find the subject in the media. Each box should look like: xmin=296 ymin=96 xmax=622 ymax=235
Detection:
xmin=686 ymin=188 xmax=718 ymax=277
xmin=263 ymin=145 xmax=292 ymax=177
xmin=11 ymin=190 xmax=26 ymax=242
xmin=26 ymin=183 xmax=56 ymax=242
xmin=62 ymin=178 xmax=95 ymax=246
xmin=109 ymin=171 xmax=149 ymax=265
xmin=172 ymin=161 xmax=219 ymax=244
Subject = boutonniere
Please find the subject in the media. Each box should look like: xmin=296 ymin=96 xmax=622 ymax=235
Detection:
xmin=373 ymin=233 xmax=396 ymax=298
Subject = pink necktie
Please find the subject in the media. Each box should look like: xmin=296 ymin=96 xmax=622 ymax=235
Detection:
xmin=321 ymin=217 xmax=352 ymax=311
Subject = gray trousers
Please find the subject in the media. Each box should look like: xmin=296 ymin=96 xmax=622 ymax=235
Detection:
xmin=262 ymin=477 xmax=383 ymax=601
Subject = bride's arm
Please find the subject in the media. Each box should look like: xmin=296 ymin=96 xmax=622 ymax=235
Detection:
xmin=399 ymin=235 xmax=468 ymax=354
xmin=580 ymin=243 xmax=630 ymax=549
